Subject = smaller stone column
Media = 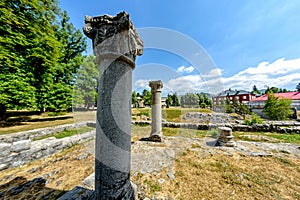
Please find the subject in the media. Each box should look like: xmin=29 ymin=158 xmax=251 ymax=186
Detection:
xmin=216 ymin=127 xmax=235 ymax=147
xmin=149 ymin=80 xmax=163 ymax=142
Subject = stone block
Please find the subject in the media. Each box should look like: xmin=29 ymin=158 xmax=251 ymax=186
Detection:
xmin=29 ymin=146 xmax=43 ymax=154
xmin=82 ymin=173 xmax=95 ymax=189
xmin=0 ymin=163 xmax=9 ymax=170
xmin=11 ymin=140 xmax=31 ymax=153
xmin=11 ymin=160 xmax=25 ymax=167
xmin=0 ymin=143 xmax=11 ymax=157
xmin=0 ymin=152 xmax=18 ymax=164
xmin=43 ymin=147 xmax=55 ymax=156
xmin=49 ymin=140 xmax=62 ymax=148
xmin=32 ymin=151 xmax=43 ymax=160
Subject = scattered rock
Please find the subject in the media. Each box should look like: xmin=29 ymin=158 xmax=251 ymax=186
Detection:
xmin=27 ymin=167 xmax=39 ymax=173
xmin=56 ymin=180 xmax=63 ymax=187
xmin=167 ymin=169 xmax=175 ymax=181
xmin=75 ymin=153 xmax=89 ymax=160
xmin=82 ymin=173 xmax=95 ymax=189
xmin=157 ymin=178 xmax=165 ymax=184
xmin=248 ymin=152 xmax=273 ymax=157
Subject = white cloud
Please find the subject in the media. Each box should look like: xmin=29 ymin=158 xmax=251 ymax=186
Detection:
xmin=202 ymin=68 xmax=223 ymax=79
xmin=176 ymin=65 xmax=195 ymax=74
xmin=176 ymin=66 xmax=185 ymax=73
xmin=185 ymin=66 xmax=195 ymax=73
xmin=134 ymin=57 xmax=300 ymax=95
xmin=237 ymin=57 xmax=300 ymax=76
xmin=134 ymin=79 xmax=150 ymax=89
xmin=221 ymin=57 xmax=300 ymax=91
xmin=164 ymin=75 xmax=223 ymax=95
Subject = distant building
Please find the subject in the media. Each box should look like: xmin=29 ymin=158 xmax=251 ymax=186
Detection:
xmin=137 ymin=97 xmax=145 ymax=108
xmin=212 ymin=89 xmax=256 ymax=105
xmin=250 ymin=92 xmax=300 ymax=109
xmin=161 ymin=97 xmax=167 ymax=108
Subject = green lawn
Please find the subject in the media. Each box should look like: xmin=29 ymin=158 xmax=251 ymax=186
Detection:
xmin=233 ymin=131 xmax=300 ymax=145
xmin=132 ymin=124 xmax=300 ymax=145
xmin=33 ymin=126 xmax=95 ymax=141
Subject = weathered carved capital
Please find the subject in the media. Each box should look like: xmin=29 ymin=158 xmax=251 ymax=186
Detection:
xmin=149 ymin=80 xmax=163 ymax=93
xmin=83 ymin=11 xmax=144 ymax=67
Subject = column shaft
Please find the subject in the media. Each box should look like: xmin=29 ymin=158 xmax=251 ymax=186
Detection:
xmin=149 ymin=80 xmax=163 ymax=142
xmin=83 ymin=12 xmax=143 ymax=200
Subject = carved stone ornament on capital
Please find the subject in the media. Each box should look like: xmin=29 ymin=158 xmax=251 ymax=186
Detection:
xmin=83 ymin=11 xmax=143 ymax=200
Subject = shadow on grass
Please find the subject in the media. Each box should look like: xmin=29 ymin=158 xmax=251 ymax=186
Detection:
xmin=0 ymin=116 xmax=72 ymax=128
xmin=0 ymin=176 xmax=66 ymax=200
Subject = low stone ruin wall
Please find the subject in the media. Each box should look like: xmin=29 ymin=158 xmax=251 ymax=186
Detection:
xmin=0 ymin=122 xmax=88 ymax=143
xmin=182 ymin=112 xmax=232 ymax=123
xmin=132 ymin=121 xmax=300 ymax=134
xmin=0 ymin=122 xmax=95 ymax=171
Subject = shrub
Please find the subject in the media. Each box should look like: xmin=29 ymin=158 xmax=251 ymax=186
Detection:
xmin=244 ymin=113 xmax=264 ymax=125
xmin=251 ymin=113 xmax=264 ymax=124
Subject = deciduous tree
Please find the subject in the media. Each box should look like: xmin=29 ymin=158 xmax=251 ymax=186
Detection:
xmin=263 ymin=93 xmax=292 ymax=120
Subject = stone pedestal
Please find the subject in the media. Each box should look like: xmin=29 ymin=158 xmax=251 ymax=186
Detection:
xmin=216 ymin=127 xmax=235 ymax=147
xmin=83 ymin=12 xmax=143 ymax=200
xmin=149 ymin=80 xmax=163 ymax=142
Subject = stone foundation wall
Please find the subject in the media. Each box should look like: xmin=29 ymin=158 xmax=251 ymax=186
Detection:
xmin=0 ymin=122 xmax=95 ymax=171
xmin=132 ymin=121 xmax=300 ymax=134
xmin=0 ymin=122 xmax=89 ymax=143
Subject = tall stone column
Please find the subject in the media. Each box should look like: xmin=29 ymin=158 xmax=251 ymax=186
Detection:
xmin=83 ymin=12 xmax=143 ymax=199
xmin=149 ymin=80 xmax=163 ymax=142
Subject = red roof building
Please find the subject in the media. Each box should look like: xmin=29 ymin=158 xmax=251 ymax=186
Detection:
xmin=212 ymin=89 xmax=256 ymax=105
xmin=250 ymin=92 xmax=300 ymax=109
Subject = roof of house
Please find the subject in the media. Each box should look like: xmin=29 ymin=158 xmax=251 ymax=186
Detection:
xmin=251 ymin=92 xmax=300 ymax=102
xmin=216 ymin=89 xmax=253 ymax=97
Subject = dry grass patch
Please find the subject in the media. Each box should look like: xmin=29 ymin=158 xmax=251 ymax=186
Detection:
xmin=131 ymin=125 xmax=210 ymax=142
xmin=0 ymin=143 xmax=94 ymax=199
xmin=135 ymin=149 xmax=300 ymax=199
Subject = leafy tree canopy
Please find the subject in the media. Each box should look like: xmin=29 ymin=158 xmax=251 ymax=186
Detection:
xmin=0 ymin=0 xmax=87 ymax=120
xmin=263 ymin=93 xmax=293 ymax=120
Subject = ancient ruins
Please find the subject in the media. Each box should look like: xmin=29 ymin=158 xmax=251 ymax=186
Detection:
xmin=83 ymin=11 xmax=143 ymax=199
xmin=149 ymin=80 xmax=163 ymax=142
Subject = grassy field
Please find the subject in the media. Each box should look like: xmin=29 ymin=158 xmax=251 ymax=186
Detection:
xmin=132 ymin=149 xmax=300 ymax=199
xmin=1 ymin=108 xmax=212 ymax=135
xmin=234 ymin=131 xmax=300 ymax=145
xmin=132 ymin=107 xmax=212 ymax=122
xmin=0 ymin=111 xmax=96 ymax=135
xmin=0 ymin=110 xmax=300 ymax=199
xmin=33 ymin=126 xmax=95 ymax=141
xmin=132 ymin=125 xmax=300 ymax=145
xmin=1 ymin=134 xmax=299 ymax=199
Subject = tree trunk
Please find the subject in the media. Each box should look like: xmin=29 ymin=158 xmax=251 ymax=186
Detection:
xmin=0 ymin=104 xmax=7 ymax=121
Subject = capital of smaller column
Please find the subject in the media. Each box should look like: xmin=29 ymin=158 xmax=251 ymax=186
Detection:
xmin=149 ymin=80 xmax=163 ymax=93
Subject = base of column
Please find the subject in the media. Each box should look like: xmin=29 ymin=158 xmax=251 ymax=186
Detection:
xmin=149 ymin=134 xmax=162 ymax=142
xmin=58 ymin=173 xmax=138 ymax=200
xmin=140 ymin=133 xmax=162 ymax=142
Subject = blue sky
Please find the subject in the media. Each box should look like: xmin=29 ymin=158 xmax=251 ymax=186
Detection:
xmin=59 ymin=0 xmax=300 ymax=95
